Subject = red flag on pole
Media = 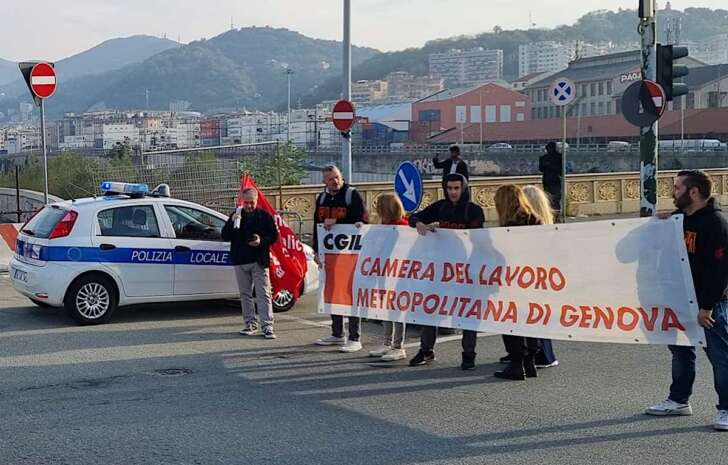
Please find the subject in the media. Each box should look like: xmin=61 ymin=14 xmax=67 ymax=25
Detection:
xmin=239 ymin=175 xmax=307 ymax=304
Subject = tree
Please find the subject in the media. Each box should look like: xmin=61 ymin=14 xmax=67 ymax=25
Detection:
xmin=238 ymin=142 xmax=305 ymax=187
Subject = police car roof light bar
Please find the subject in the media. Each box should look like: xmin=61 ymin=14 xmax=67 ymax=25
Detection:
xmin=100 ymin=181 xmax=149 ymax=197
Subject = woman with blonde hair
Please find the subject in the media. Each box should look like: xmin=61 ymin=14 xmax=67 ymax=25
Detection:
xmin=500 ymin=185 xmax=560 ymax=369
xmin=368 ymin=193 xmax=409 ymax=361
xmin=493 ymin=184 xmax=542 ymax=381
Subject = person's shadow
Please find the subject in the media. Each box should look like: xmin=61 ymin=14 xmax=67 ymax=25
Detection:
xmin=614 ymin=215 xmax=703 ymax=346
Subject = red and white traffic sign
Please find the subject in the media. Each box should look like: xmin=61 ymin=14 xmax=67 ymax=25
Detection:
xmin=643 ymin=80 xmax=666 ymax=117
xmin=332 ymin=99 xmax=355 ymax=132
xmin=29 ymin=63 xmax=57 ymax=99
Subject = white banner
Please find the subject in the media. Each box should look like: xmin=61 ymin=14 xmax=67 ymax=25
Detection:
xmin=318 ymin=217 xmax=704 ymax=347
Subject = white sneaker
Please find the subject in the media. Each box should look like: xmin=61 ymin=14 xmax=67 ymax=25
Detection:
xmin=645 ymin=399 xmax=693 ymax=416
xmin=714 ymin=410 xmax=728 ymax=431
xmin=339 ymin=341 xmax=363 ymax=353
xmin=315 ymin=335 xmax=346 ymax=346
xmin=381 ymin=348 xmax=407 ymax=362
xmin=368 ymin=345 xmax=390 ymax=357
xmin=239 ymin=324 xmax=258 ymax=336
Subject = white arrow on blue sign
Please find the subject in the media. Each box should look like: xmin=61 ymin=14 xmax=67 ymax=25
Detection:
xmin=394 ymin=161 xmax=423 ymax=213
xmin=550 ymin=78 xmax=576 ymax=107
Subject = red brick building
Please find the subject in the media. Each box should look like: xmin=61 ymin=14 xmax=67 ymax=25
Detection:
xmin=411 ymin=82 xmax=530 ymax=143
xmin=428 ymin=107 xmax=728 ymax=145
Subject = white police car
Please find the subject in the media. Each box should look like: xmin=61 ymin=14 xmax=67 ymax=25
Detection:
xmin=8 ymin=182 xmax=318 ymax=325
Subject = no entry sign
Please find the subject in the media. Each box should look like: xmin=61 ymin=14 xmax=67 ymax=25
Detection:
xmin=621 ymin=79 xmax=667 ymax=127
xmin=29 ymin=63 xmax=57 ymax=99
xmin=332 ymin=100 xmax=355 ymax=132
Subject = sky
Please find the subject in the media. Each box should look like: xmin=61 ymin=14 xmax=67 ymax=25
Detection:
xmin=1 ymin=0 xmax=725 ymax=61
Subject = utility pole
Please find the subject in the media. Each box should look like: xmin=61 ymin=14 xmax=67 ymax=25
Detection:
xmin=638 ymin=0 xmax=658 ymax=217
xmin=342 ymin=0 xmax=352 ymax=183
xmin=286 ymin=68 xmax=293 ymax=142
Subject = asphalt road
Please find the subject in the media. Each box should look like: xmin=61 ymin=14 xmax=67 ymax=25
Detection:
xmin=0 ymin=272 xmax=725 ymax=465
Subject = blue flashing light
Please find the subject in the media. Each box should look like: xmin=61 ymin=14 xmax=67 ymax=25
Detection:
xmin=100 ymin=181 xmax=149 ymax=195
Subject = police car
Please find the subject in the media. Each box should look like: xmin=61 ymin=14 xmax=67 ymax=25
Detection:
xmin=8 ymin=182 xmax=318 ymax=325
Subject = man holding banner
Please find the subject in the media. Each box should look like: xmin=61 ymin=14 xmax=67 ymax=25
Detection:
xmin=408 ymin=173 xmax=485 ymax=369
xmin=313 ymin=165 xmax=367 ymax=352
xmin=645 ymin=170 xmax=728 ymax=431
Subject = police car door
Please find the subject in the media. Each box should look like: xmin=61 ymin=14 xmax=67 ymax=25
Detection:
xmin=92 ymin=203 xmax=174 ymax=297
xmin=161 ymin=203 xmax=237 ymax=296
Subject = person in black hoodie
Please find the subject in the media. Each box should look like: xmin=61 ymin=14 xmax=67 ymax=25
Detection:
xmin=408 ymin=172 xmax=485 ymax=369
xmin=313 ymin=165 xmax=368 ymax=353
xmin=221 ymin=187 xmax=279 ymax=339
xmin=433 ymin=145 xmax=469 ymax=182
xmin=539 ymin=142 xmax=563 ymax=211
xmin=645 ymin=170 xmax=728 ymax=431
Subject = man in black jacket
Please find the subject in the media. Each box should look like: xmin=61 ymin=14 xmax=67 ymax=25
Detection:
xmin=408 ymin=173 xmax=485 ymax=369
xmin=539 ymin=141 xmax=562 ymax=211
xmin=433 ymin=145 xmax=469 ymax=181
xmin=313 ymin=165 xmax=367 ymax=353
xmin=221 ymin=187 xmax=279 ymax=339
xmin=645 ymin=170 xmax=728 ymax=431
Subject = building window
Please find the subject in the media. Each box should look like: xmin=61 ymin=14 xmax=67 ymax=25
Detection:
xmin=516 ymin=113 xmax=525 ymax=122
xmin=532 ymin=108 xmax=537 ymax=119
xmin=581 ymin=103 xmax=587 ymax=115
xmin=500 ymin=105 xmax=512 ymax=122
xmin=485 ymin=105 xmax=497 ymax=122
xmin=590 ymin=83 xmax=596 ymax=96
xmin=598 ymin=82 xmax=604 ymax=96
xmin=418 ymin=110 xmax=441 ymax=122
xmin=616 ymin=99 xmax=622 ymax=115
xmin=581 ymin=84 xmax=587 ymax=97
xmin=607 ymin=101 xmax=613 ymax=114
xmin=590 ymin=102 xmax=596 ymax=115
xmin=607 ymin=80 xmax=613 ymax=95
xmin=686 ymin=93 xmax=695 ymax=109
xmin=598 ymin=102 xmax=605 ymax=115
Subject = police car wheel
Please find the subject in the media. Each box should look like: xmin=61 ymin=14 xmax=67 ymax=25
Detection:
xmin=272 ymin=289 xmax=296 ymax=313
xmin=65 ymin=275 xmax=117 ymax=325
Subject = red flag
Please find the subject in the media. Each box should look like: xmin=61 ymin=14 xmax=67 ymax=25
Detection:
xmin=239 ymin=175 xmax=307 ymax=302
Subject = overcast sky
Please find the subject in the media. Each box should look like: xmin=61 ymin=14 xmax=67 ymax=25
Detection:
xmin=2 ymin=0 xmax=725 ymax=61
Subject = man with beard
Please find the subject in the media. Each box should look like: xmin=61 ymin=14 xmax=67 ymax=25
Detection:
xmin=645 ymin=170 xmax=728 ymax=431
xmin=407 ymin=172 xmax=484 ymax=370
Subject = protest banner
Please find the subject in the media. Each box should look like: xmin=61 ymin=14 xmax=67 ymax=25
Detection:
xmin=318 ymin=217 xmax=703 ymax=346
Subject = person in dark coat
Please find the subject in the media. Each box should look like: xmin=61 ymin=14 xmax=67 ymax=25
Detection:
xmin=539 ymin=141 xmax=563 ymax=211
xmin=433 ymin=145 xmax=469 ymax=181
xmin=221 ymin=188 xmax=279 ymax=339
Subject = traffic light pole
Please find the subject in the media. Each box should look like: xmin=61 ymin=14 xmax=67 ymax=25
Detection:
xmin=639 ymin=8 xmax=659 ymax=217
xmin=341 ymin=0 xmax=352 ymax=183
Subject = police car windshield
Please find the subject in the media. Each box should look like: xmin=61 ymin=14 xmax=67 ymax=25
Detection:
xmin=22 ymin=206 xmax=68 ymax=239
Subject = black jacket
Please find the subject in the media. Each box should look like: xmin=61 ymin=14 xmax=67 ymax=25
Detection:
xmin=312 ymin=183 xmax=366 ymax=252
xmin=409 ymin=174 xmax=484 ymax=230
xmin=221 ymin=208 xmax=278 ymax=267
xmin=674 ymin=198 xmax=728 ymax=310
xmin=539 ymin=148 xmax=562 ymax=196
xmin=433 ymin=156 xmax=469 ymax=181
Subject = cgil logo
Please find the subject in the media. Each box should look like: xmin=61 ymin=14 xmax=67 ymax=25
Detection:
xmin=323 ymin=233 xmax=363 ymax=251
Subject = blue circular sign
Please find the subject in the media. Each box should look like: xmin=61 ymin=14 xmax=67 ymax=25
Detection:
xmin=394 ymin=161 xmax=423 ymax=213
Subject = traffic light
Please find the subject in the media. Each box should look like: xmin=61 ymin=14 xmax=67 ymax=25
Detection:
xmin=657 ymin=44 xmax=690 ymax=101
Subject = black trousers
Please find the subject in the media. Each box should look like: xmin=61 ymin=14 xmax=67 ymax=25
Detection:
xmin=420 ymin=326 xmax=477 ymax=357
xmin=502 ymin=335 xmax=540 ymax=360
xmin=331 ymin=315 xmax=360 ymax=341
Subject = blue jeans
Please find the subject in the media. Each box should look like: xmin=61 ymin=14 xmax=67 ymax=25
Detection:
xmin=668 ymin=300 xmax=728 ymax=411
